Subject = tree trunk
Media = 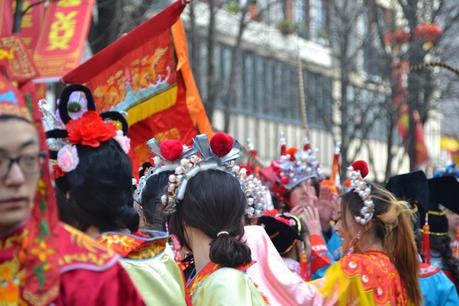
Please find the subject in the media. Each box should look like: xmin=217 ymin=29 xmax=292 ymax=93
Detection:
xmin=339 ymin=66 xmax=350 ymax=177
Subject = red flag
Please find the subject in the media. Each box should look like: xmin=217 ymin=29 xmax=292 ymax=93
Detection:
xmin=63 ymin=1 xmax=208 ymax=175
xmin=0 ymin=0 xmax=13 ymax=36
xmin=33 ymin=0 xmax=95 ymax=80
xmin=17 ymin=0 xmax=46 ymax=54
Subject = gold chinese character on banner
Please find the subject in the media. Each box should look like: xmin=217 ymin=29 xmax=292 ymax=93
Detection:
xmin=47 ymin=12 xmax=77 ymax=50
xmin=58 ymin=0 xmax=82 ymax=7
xmin=0 ymin=48 xmax=14 ymax=60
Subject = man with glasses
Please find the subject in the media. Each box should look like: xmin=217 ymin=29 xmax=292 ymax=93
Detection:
xmin=0 ymin=84 xmax=144 ymax=305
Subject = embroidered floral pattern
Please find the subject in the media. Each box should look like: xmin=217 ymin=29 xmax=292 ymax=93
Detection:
xmin=30 ymin=241 xmax=54 ymax=268
xmin=340 ymin=251 xmax=408 ymax=305
xmin=0 ymin=258 xmax=22 ymax=305
xmin=96 ymin=231 xmax=167 ymax=259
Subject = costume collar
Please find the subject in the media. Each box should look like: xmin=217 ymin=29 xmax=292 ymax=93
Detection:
xmin=186 ymin=261 xmax=254 ymax=298
xmin=96 ymin=230 xmax=168 ymax=259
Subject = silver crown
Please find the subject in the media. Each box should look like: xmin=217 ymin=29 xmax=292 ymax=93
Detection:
xmin=277 ymin=134 xmax=321 ymax=190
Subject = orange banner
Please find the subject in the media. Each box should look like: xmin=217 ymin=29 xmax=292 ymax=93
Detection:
xmin=33 ymin=0 xmax=94 ymax=80
xmin=0 ymin=36 xmax=37 ymax=82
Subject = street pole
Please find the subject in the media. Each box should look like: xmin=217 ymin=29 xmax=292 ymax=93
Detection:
xmin=13 ymin=0 xmax=24 ymax=33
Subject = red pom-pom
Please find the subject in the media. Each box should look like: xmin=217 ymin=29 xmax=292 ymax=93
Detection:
xmin=160 ymin=140 xmax=184 ymax=161
xmin=280 ymin=176 xmax=290 ymax=185
xmin=210 ymin=132 xmax=234 ymax=157
xmin=287 ymin=147 xmax=298 ymax=161
xmin=352 ymin=160 xmax=369 ymax=178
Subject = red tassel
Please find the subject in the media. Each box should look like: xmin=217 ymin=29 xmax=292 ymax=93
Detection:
xmin=303 ymin=137 xmax=311 ymax=151
xmin=280 ymin=134 xmax=287 ymax=155
xmin=280 ymin=144 xmax=287 ymax=156
xmin=422 ymin=221 xmax=431 ymax=264
xmin=299 ymin=250 xmax=310 ymax=281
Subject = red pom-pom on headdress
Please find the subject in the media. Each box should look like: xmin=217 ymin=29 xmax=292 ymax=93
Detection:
xmin=160 ymin=140 xmax=184 ymax=161
xmin=210 ymin=132 xmax=234 ymax=157
xmin=287 ymin=147 xmax=298 ymax=161
xmin=351 ymin=160 xmax=369 ymax=178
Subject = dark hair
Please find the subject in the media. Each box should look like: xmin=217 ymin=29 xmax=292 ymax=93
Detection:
xmin=56 ymin=139 xmax=139 ymax=232
xmin=140 ymin=170 xmax=173 ymax=230
xmin=341 ymin=184 xmax=422 ymax=306
xmin=168 ymin=170 xmax=251 ymax=268
xmin=0 ymin=114 xmax=32 ymax=123
xmin=430 ymin=235 xmax=459 ymax=292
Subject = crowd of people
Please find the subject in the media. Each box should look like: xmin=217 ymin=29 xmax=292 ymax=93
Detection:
xmin=0 ymin=84 xmax=458 ymax=305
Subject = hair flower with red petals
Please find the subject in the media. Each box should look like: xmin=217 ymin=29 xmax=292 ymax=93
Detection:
xmin=66 ymin=111 xmax=117 ymax=147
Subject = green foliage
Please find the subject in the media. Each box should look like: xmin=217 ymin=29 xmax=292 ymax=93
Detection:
xmin=226 ymin=0 xmax=241 ymax=14
xmin=277 ymin=19 xmax=297 ymax=34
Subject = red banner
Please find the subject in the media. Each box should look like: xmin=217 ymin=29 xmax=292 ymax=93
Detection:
xmin=0 ymin=36 xmax=37 ymax=82
xmin=17 ymin=0 xmax=46 ymax=54
xmin=63 ymin=1 xmax=200 ymax=175
xmin=33 ymin=0 xmax=94 ymax=80
xmin=0 ymin=0 xmax=13 ymax=36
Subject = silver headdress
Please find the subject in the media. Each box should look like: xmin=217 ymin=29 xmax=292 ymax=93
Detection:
xmin=133 ymin=138 xmax=195 ymax=204
xmin=275 ymin=133 xmax=322 ymax=191
xmin=346 ymin=160 xmax=374 ymax=225
xmin=162 ymin=133 xmax=271 ymax=217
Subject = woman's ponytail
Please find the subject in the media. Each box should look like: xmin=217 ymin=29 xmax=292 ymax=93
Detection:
xmin=384 ymin=206 xmax=422 ymax=306
xmin=374 ymin=187 xmax=422 ymax=306
xmin=209 ymin=232 xmax=251 ymax=268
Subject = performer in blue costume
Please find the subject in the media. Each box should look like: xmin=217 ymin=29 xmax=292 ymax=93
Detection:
xmin=387 ymin=171 xmax=459 ymax=305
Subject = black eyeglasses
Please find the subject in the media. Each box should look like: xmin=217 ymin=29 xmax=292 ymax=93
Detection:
xmin=0 ymin=152 xmax=46 ymax=180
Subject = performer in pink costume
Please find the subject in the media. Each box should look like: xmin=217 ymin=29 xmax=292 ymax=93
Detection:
xmin=244 ymin=225 xmax=323 ymax=306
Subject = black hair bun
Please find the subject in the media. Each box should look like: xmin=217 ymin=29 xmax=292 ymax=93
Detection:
xmin=209 ymin=234 xmax=251 ymax=268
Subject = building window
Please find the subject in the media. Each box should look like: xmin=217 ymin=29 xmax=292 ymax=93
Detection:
xmin=304 ymin=70 xmax=332 ymax=129
xmin=295 ymin=0 xmax=310 ymax=39
xmin=310 ymin=0 xmax=329 ymax=44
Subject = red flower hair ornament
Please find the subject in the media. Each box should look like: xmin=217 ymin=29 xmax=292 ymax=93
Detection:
xmin=66 ymin=111 xmax=117 ymax=148
xmin=53 ymin=111 xmax=129 ymax=177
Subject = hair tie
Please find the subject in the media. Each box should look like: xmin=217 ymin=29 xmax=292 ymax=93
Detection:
xmin=217 ymin=231 xmax=230 ymax=237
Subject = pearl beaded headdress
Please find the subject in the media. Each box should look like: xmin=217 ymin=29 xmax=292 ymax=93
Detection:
xmin=133 ymin=138 xmax=195 ymax=204
xmin=162 ymin=133 xmax=272 ymax=217
xmin=274 ymin=133 xmax=321 ymax=191
xmin=346 ymin=160 xmax=374 ymax=225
